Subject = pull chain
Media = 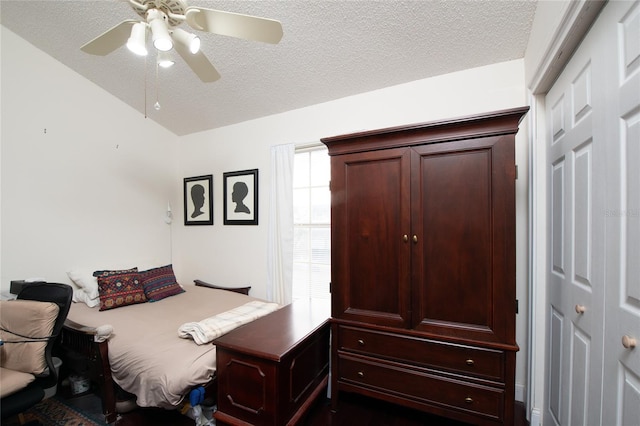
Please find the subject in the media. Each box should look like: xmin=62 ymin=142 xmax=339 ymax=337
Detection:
xmin=154 ymin=61 xmax=161 ymax=111
xmin=144 ymin=53 xmax=148 ymax=118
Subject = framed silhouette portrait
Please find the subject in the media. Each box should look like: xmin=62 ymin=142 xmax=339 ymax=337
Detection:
xmin=184 ymin=175 xmax=213 ymax=226
xmin=223 ymin=169 xmax=258 ymax=225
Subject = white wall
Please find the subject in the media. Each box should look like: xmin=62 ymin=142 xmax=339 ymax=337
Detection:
xmin=0 ymin=27 xmax=178 ymax=289
xmin=175 ymin=58 xmax=530 ymax=396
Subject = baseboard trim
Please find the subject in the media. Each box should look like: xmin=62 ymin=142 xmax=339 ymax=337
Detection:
xmin=515 ymin=383 xmax=525 ymax=402
xmin=529 ymin=407 xmax=542 ymax=426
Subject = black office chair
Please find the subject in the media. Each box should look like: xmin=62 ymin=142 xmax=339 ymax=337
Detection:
xmin=1 ymin=282 xmax=73 ymax=421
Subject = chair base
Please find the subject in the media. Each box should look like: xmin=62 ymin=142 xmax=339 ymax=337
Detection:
xmin=1 ymin=384 xmax=45 ymax=420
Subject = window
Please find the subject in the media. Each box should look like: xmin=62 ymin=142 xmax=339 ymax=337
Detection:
xmin=292 ymin=146 xmax=331 ymax=301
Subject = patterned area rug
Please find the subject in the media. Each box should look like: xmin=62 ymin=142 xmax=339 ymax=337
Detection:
xmin=4 ymin=394 xmax=107 ymax=426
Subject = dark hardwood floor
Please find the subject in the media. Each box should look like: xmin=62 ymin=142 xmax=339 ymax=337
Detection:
xmin=64 ymin=390 xmax=528 ymax=426
xmin=305 ymin=393 xmax=528 ymax=426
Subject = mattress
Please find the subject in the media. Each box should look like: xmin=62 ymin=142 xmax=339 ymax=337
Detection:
xmin=66 ymin=284 xmax=259 ymax=408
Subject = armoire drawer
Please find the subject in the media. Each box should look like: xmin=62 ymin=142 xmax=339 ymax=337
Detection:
xmin=337 ymin=325 xmax=505 ymax=382
xmin=337 ymin=353 xmax=504 ymax=421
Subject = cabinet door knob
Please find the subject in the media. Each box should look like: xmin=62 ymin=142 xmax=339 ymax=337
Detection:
xmin=357 ymin=339 xmax=365 ymax=346
xmin=412 ymin=235 xmax=418 ymax=243
xmin=622 ymin=335 xmax=637 ymax=349
xmin=464 ymin=397 xmax=473 ymax=404
xmin=465 ymin=359 xmax=475 ymax=366
xmin=357 ymin=371 xmax=364 ymax=378
xmin=575 ymin=304 xmax=586 ymax=314
xmin=403 ymin=234 xmax=409 ymax=243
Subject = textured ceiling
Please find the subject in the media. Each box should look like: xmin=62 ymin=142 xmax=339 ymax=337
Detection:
xmin=1 ymin=0 xmax=538 ymax=136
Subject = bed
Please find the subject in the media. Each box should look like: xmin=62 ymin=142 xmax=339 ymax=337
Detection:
xmin=60 ymin=278 xmax=275 ymax=424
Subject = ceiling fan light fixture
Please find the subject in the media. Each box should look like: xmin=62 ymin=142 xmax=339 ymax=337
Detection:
xmin=157 ymin=51 xmax=175 ymax=68
xmin=148 ymin=9 xmax=173 ymax=52
xmin=126 ymin=22 xmax=148 ymax=56
xmin=189 ymin=35 xmax=200 ymax=54
xmin=172 ymin=28 xmax=200 ymax=54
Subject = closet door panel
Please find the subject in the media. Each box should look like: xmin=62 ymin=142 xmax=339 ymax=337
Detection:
xmin=330 ymin=147 xmax=412 ymax=328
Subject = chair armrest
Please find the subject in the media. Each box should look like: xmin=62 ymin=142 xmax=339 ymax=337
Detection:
xmin=193 ymin=280 xmax=251 ymax=295
xmin=63 ymin=319 xmax=98 ymax=335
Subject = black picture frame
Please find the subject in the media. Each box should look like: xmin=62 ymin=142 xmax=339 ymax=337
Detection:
xmin=223 ymin=169 xmax=258 ymax=225
xmin=184 ymin=175 xmax=213 ymax=226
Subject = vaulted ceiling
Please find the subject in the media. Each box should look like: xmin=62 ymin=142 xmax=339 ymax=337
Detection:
xmin=0 ymin=0 xmax=538 ymax=136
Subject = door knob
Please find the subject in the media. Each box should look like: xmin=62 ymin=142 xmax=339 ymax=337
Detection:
xmin=575 ymin=304 xmax=586 ymax=314
xmin=622 ymin=335 xmax=637 ymax=349
xmin=412 ymin=235 xmax=418 ymax=243
xmin=403 ymin=234 xmax=408 ymax=243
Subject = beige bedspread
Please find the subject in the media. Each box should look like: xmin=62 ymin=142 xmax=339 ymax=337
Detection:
xmin=66 ymin=284 xmax=260 ymax=408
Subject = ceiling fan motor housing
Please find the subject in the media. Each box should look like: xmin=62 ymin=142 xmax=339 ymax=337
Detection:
xmin=131 ymin=0 xmax=187 ymax=28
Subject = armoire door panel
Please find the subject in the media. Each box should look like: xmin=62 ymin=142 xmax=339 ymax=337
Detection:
xmin=330 ymin=148 xmax=412 ymax=328
xmin=411 ymin=137 xmax=516 ymax=344
xmin=417 ymin=148 xmax=492 ymax=326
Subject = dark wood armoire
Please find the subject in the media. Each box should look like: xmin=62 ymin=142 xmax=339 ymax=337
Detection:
xmin=321 ymin=107 xmax=529 ymax=425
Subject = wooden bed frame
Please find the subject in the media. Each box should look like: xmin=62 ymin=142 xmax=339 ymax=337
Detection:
xmin=58 ymin=280 xmax=251 ymax=424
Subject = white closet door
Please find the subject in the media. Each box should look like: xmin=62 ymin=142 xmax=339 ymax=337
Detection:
xmin=545 ymin=1 xmax=640 ymax=425
xmin=601 ymin=1 xmax=640 ymax=425
xmin=544 ymin=15 xmax=607 ymax=425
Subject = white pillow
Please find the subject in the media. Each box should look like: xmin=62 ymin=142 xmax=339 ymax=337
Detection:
xmin=72 ymin=288 xmax=99 ymax=308
xmin=67 ymin=269 xmax=99 ymax=300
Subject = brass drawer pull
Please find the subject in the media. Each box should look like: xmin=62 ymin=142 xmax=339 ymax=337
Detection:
xmin=357 ymin=371 xmax=364 ymax=378
xmin=465 ymin=359 xmax=475 ymax=366
xmin=465 ymin=397 xmax=473 ymax=404
xmin=357 ymin=339 xmax=365 ymax=346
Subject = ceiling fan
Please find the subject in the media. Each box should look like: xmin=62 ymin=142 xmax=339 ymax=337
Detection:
xmin=80 ymin=0 xmax=283 ymax=82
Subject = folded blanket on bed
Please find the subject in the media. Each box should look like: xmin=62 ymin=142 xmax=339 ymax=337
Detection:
xmin=178 ymin=300 xmax=280 ymax=345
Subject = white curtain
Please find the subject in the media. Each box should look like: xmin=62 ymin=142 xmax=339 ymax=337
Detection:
xmin=266 ymin=143 xmax=295 ymax=305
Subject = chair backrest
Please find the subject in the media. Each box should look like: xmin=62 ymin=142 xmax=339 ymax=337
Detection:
xmin=17 ymin=282 xmax=73 ymax=388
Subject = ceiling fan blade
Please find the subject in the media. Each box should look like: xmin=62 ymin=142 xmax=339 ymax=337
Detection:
xmin=81 ymin=20 xmax=139 ymax=55
xmin=174 ymin=41 xmax=221 ymax=82
xmin=184 ymin=7 xmax=283 ymax=44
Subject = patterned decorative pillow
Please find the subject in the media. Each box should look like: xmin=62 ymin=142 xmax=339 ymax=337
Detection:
xmin=96 ymin=269 xmax=146 ymax=311
xmin=93 ymin=267 xmax=138 ymax=278
xmin=139 ymin=264 xmax=185 ymax=302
